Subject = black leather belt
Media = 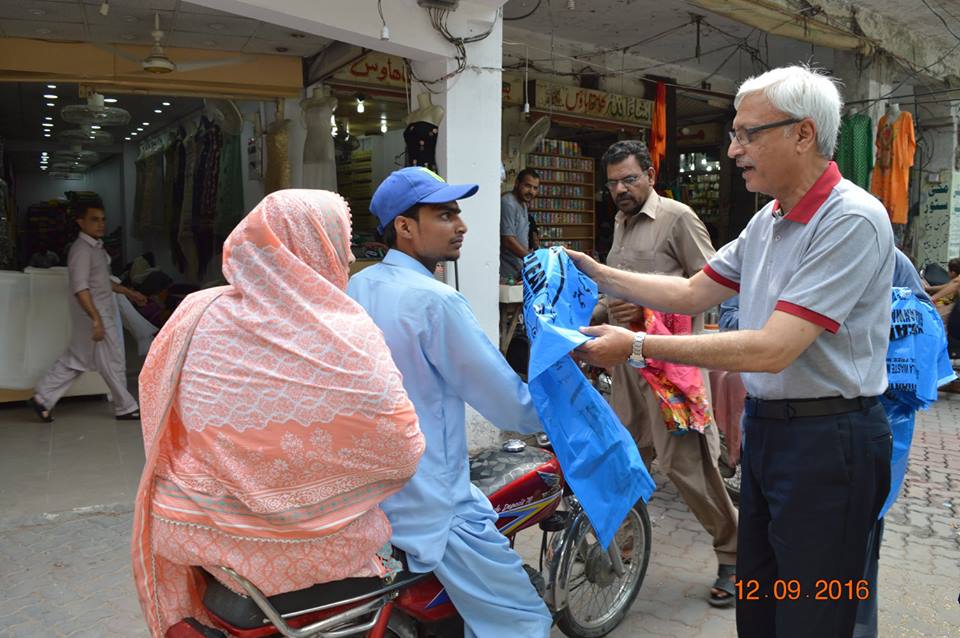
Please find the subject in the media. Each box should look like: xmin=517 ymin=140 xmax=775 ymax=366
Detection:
xmin=744 ymin=395 xmax=878 ymax=420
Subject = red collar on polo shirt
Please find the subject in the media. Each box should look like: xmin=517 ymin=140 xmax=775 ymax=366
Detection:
xmin=771 ymin=161 xmax=842 ymax=224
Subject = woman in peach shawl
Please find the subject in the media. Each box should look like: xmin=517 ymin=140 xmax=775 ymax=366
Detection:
xmin=132 ymin=190 xmax=424 ymax=637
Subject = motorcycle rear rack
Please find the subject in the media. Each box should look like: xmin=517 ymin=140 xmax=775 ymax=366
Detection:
xmin=218 ymin=566 xmax=395 ymax=638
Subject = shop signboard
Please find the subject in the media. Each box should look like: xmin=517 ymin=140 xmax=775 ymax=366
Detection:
xmin=332 ymin=52 xmax=407 ymax=90
xmin=678 ymin=123 xmax=724 ymax=147
xmin=531 ymin=80 xmax=652 ymax=126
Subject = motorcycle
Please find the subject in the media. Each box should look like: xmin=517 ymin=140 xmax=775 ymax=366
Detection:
xmin=166 ymin=437 xmax=651 ymax=638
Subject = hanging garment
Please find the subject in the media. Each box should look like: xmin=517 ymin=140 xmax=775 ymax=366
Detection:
xmin=649 ymin=81 xmax=667 ymax=175
xmin=192 ymin=121 xmax=223 ymax=279
xmin=133 ymin=157 xmax=148 ymax=241
xmin=163 ymin=138 xmax=187 ymax=273
xmin=177 ymin=133 xmax=200 ymax=278
xmin=302 ymin=98 xmax=338 ymax=191
xmin=522 ymin=247 xmax=655 ymax=548
xmin=870 ymin=111 xmax=916 ymax=225
xmin=834 ymin=112 xmax=873 ymax=190
xmin=403 ymin=121 xmax=439 ymax=172
xmin=214 ymin=134 xmax=245 ymax=244
xmin=264 ymin=119 xmax=291 ymax=194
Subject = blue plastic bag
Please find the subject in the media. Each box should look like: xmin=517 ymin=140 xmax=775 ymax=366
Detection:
xmin=521 ymin=247 xmax=655 ymax=549
xmin=879 ymin=288 xmax=956 ymax=518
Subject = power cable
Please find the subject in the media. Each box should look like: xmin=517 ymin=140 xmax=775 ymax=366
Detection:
xmin=503 ymin=0 xmax=542 ymax=21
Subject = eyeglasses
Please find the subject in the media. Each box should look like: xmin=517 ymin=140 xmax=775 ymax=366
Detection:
xmin=728 ymin=118 xmax=801 ymax=146
xmin=605 ymin=175 xmax=644 ymax=190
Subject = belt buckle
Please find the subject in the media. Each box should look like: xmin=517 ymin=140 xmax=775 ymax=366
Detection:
xmin=783 ymin=403 xmax=797 ymax=419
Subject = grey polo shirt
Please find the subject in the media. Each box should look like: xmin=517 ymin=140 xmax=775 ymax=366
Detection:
xmin=704 ymin=161 xmax=894 ymax=400
xmin=500 ymin=192 xmax=529 ymax=281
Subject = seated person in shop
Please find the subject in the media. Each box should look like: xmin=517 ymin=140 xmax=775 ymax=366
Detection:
xmin=27 ymin=240 xmax=60 ymax=268
xmin=500 ymin=167 xmax=541 ymax=283
xmin=131 ymin=190 xmax=424 ymax=638
xmin=29 ymin=206 xmax=146 ymax=423
xmin=348 ymin=167 xmax=553 ymax=638
xmin=924 ymin=256 xmax=960 ymax=303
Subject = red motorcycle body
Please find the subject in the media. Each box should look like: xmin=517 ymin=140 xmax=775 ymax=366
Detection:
xmin=392 ymin=445 xmax=562 ymax=624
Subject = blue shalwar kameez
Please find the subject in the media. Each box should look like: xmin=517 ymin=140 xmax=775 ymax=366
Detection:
xmin=348 ymin=249 xmax=552 ymax=638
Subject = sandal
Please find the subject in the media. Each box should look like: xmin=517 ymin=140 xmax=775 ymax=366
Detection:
xmin=116 ymin=410 xmax=141 ymax=421
xmin=708 ymin=563 xmax=736 ymax=608
xmin=28 ymin=396 xmax=54 ymax=423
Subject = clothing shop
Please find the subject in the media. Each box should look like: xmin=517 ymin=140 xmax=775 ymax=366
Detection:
xmin=0 ymin=2 xmax=507 ymax=425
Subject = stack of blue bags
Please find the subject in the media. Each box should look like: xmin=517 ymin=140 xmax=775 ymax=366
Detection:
xmin=879 ymin=287 xmax=956 ymax=517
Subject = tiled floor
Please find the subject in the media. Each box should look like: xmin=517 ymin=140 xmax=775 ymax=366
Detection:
xmin=0 ymin=398 xmax=145 ymax=526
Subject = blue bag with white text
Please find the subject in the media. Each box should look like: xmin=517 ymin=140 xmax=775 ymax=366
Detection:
xmin=522 ymin=247 xmax=655 ymax=549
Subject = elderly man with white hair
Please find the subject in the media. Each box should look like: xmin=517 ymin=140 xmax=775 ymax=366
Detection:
xmin=569 ymin=65 xmax=894 ymax=638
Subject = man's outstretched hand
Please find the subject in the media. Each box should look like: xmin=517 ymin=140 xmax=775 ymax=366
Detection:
xmin=574 ymin=324 xmax=635 ymax=368
xmin=564 ymin=248 xmax=603 ymax=281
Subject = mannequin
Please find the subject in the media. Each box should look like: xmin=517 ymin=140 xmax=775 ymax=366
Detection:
xmin=404 ymin=93 xmax=445 ymax=171
xmin=871 ymin=102 xmax=915 ymax=225
xmin=265 ymin=102 xmax=291 ymax=194
xmin=300 ymin=85 xmax=338 ymax=191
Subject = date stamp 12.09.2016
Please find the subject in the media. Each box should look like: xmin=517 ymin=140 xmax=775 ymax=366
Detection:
xmin=736 ymin=579 xmax=870 ymax=602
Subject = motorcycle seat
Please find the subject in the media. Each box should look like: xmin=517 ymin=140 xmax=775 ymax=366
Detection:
xmin=200 ymin=568 xmax=428 ymax=630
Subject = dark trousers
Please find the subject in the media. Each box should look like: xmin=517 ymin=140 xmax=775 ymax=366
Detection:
xmin=736 ymin=401 xmax=892 ymax=638
xmin=852 ymin=518 xmax=883 ymax=638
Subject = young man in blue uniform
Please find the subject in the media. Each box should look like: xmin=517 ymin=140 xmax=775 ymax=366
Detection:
xmin=348 ymin=167 xmax=552 ymax=637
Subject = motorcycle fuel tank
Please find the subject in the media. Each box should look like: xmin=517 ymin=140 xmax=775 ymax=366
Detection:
xmin=469 ymin=441 xmax=563 ymax=536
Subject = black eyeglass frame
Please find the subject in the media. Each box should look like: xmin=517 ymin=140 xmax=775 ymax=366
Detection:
xmin=728 ymin=118 xmax=801 ymax=146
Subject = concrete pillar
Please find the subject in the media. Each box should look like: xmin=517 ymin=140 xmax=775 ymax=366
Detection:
xmin=408 ymin=18 xmax=505 ymax=449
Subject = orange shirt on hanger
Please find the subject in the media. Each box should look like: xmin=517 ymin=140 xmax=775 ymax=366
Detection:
xmin=870 ymin=111 xmax=916 ymax=225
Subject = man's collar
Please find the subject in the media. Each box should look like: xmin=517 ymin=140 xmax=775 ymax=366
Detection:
xmin=383 ymin=248 xmax=435 ymax=277
xmin=78 ymin=232 xmax=103 ymax=248
xmin=771 ymin=161 xmax=841 ymax=224
xmin=616 ymin=190 xmax=659 ymax=224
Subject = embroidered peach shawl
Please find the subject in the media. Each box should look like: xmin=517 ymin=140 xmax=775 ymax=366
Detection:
xmin=131 ymin=190 xmax=424 ymax=637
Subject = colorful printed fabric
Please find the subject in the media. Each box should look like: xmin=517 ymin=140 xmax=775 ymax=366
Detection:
xmin=131 ymin=190 xmax=424 ymax=638
xmin=632 ymin=309 xmax=712 ymax=435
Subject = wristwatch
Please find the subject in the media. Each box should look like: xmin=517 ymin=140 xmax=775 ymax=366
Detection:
xmin=627 ymin=331 xmax=647 ymax=369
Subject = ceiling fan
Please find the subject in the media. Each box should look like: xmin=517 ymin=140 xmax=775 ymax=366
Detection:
xmin=101 ymin=12 xmax=253 ymax=75
xmin=61 ymin=92 xmax=131 ymax=126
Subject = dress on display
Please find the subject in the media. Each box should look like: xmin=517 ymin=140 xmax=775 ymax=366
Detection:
xmin=870 ymin=111 xmax=916 ymax=225
xmin=191 ymin=119 xmax=223 ymax=279
xmin=404 ymin=121 xmax=439 ymax=172
xmin=265 ymin=119 xmax=291 ymax=194
xmin=163 ymin=137 xmax=187 ymax=273
xmin=178 ymin=132 xmax=200 ymax=278
xmin=835 ymin=112 xmax=873 ymax=191
xmin=215 ymin=133 xmax=245 ymax=244
xmin=301 ymin=97 xmax=338 ymax=191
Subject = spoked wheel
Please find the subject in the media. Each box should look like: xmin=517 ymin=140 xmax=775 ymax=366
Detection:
xmin=554 ymin=502 xmax=652 ymax=638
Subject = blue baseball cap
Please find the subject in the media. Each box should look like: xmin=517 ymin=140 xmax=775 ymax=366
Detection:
xmin=370 ymin=167 xmax=479 ymax=233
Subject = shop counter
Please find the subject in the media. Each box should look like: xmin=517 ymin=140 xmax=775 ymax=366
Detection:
xmin=0 ymin=268 xmax=109 ymax=401
xmin=499 ymin=284 xmax=524 ymax=353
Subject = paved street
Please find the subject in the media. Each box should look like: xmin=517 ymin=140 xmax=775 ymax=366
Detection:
xmin=1 ymin=394 xmax=958 ymax=637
